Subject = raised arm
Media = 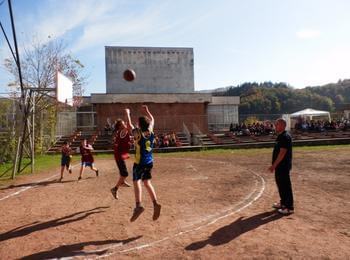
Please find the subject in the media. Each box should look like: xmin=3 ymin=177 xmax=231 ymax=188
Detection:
xmin=142 ymin=105 xmax=154 ymax=131
xmin=125 ymin=108 xmax=135 ymax=131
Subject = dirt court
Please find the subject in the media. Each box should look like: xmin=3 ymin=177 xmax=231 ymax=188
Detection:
xmin=0 ymin=147 xmax=349 ymax=259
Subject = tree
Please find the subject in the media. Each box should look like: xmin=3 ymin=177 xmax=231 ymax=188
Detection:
xmin=0 ymin=97 xmax=16 ymax=162
xmin=4 ymin=38 xmax=87 ymax=153
xmin=5 ymin=38 xmax=86 ymax=104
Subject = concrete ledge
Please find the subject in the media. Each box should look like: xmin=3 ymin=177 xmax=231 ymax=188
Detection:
xmin=91 ymin=93 xmax=212 ymax=103
xmin=47 ymin=137 xmax=349 ymax=154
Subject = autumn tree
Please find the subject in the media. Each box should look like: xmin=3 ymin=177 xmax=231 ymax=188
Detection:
xmin=4 ymin=38 xmax=87 ymax=152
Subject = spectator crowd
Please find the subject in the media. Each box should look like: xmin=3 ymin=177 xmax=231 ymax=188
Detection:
xmin=294 ymin=118 xmax=349 ymax=132
xmin=106 ymin=119 xmax=179 ymax=148
xmin=229 ymin=122 xmax=275 ymax=136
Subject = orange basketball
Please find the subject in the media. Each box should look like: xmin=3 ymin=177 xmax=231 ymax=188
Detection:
xmin=123 ymin=69 xmax=136 ymax=81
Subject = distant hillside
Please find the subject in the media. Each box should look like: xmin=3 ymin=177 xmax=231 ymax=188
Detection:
xmin=213 ymin=80 xmax=350 ymax=114
xmin=306 ymin=79 xmax=350 ymax=105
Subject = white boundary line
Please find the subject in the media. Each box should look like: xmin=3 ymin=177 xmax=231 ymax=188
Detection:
xmin=0 ymin=158 xmax=266 ymax=259
xmin=94 ymin=159 xmax=266 ymax=259
xmin=0 ymin=164 xmax=80 ymax=202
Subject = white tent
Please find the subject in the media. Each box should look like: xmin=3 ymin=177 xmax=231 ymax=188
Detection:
xmin=290 ymin=108 xmax=331 ymax=121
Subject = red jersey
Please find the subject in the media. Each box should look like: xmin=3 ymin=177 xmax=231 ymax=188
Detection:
xmin=114 ymin=129 xmax=130 ymax=161
xmin=80 ymin=145 xmax=94 ymax=163
xmin=61 ymin=146 xmax=71 ymax=157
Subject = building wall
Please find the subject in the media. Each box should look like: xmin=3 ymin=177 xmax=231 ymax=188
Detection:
xmin=207 ymin=104 xmax=239 ymax=130
xmin=95 ymin=103 xmax=208 ymax=133
xmin=105 ymin=46 xmax=194 ymax=94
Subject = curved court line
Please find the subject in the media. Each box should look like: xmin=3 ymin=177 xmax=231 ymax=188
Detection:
xmin=0 ymin=164 xmax=80 ymax=202
xmin=0 ymin=157 xmax=266 ymax=259
xmin=94 ymin=160 xmax=266 ymax=259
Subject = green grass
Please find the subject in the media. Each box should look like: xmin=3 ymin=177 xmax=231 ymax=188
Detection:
xmin=0 ymin=155 xmax=60 ymax=180
xmin=155 ymin=144 xmax=350 ymax=158
xmin=0 ymin=144 xmax=349 ymax=181
xmin=0 ymin=153 xmax=115 ymax=181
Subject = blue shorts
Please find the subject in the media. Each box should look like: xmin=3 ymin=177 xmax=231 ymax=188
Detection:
xmin=81 ymin=162 xmax=93 ymax=167
xmin=133 ymin=163 xmax=153 ymax=181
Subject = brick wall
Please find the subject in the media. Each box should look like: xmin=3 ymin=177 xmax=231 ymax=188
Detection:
xmin=95 ymin=103 xmax=208 ymax=133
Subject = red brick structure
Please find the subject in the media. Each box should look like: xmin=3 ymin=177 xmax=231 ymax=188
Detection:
xmin=95 ymin=102 xmax=208 ymax=133
xmin=91 ymin=93 xmax=212 ymax=133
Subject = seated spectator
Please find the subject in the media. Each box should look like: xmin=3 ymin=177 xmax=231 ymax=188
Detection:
xmin=229 ymin=123 xmax=234 ymax=132
xmin=163 ymin=134 xmax=169 ymax=147
xmin=104 ymin=123 xmax=112 ymax=135
xmin=170 ymin=132 xmax=177 ymax=147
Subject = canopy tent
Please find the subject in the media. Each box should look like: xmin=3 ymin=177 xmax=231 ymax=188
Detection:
xmin=290 ymin=108 xmax=331 ymax=121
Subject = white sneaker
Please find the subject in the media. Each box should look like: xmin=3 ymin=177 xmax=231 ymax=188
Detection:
xmin=278 ymin=208 xmax=294 ymax=215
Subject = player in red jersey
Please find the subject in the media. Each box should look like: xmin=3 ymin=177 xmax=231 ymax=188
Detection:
xmin=59 ymin=141 xmax=72 ymax=182
xmin=78 ymin=139 xmax=99 ymax=180
xmin=110 ymin=115 xmax=132 ymax=199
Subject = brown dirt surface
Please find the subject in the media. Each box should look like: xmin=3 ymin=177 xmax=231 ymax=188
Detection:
xmin=0 ymin=147 xmax=349 ymax=259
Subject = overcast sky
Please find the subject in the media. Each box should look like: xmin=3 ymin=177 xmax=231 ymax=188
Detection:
xmin=1 ymin=0 xmax=350 ymax=95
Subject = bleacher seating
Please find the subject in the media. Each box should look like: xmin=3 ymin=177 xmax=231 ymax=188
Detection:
xmin=47 ymin=125 xmax=350 ymax=153
xmin=47 ymin=130 xmax=191 ymax=153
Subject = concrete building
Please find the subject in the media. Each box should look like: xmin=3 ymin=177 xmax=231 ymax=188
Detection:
xmin=105 ymin=46 xmax=194 ymax=94
xmin=57 ymin=46 xmax=240 ymax=136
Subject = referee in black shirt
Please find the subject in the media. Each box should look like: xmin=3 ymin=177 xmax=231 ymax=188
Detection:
xmin=269 ymin=118 xmax=294 ymax=215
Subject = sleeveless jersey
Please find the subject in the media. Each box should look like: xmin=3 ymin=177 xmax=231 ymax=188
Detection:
xmin=80 ymin=145 xmax=94 ymax=163
xmin=61 ymin=146 xmax=71 ymax=157
xmin=114 ymin=129 xmax=130 ymax=161
xmin=134 ymin=129 xmax=154 ymax=165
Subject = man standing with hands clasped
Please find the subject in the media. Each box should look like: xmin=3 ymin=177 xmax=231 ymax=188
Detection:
xmin=269 ymin=118 xmax=294 ymax=215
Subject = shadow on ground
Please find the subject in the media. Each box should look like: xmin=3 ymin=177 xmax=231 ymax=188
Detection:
xmin=21 ymin=236 xmax=143 ymax=259
xmin=0 ymin=207 xmax=109 ymax=242
xmin=0 ymin=179 xmax=76 ymax=190
xmin=186 ymin=210 xmax=283 ymax=251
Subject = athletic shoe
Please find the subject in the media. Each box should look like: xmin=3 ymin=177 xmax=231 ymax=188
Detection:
xmin=110 ymin=187 xmax=118 ymax=199
xmin=69 ymin=169 xmax=72 ymax=174
xmin=278 ymin=208 xmax=294 ymax=215
xmin=153 ymin=203 xmax=161 ymax=221
xmin=130 ymin=206 xmax=145 ymax=222
xmin=96 ymin=170 xmax=99 ymax=177
xmin=59 ymin=177 xmax=63 ymax=182
xmin=272 ymin=202 xmax=283 ymax=209
xmin=78 ymin=176 xmax=82 ymax=181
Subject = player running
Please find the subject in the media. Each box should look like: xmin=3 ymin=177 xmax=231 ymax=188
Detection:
xmin=78 ymin=139 xmax=99 ymax=180
xmin=59 ymin=141 xmax=72 ymax=182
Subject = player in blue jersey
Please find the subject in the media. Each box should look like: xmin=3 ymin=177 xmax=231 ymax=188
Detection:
xmin=125 ymin=105 xmax=161 ymax=222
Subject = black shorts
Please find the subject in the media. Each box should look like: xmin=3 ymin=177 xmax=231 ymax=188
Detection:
xmin=116 ymin=160 xmax=129 ymax=177
xmin=61 ymin=156 xmax=71 ymax=168
xmin=133 ymin=163 xmax=153 ymax=181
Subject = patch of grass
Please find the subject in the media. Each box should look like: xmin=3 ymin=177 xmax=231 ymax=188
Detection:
xmin=155 ymin=148 xmax=272 ymax=157
xmin=295 ymin=144 xmax=350 ymax=151
xmin=155 ymin=144 xmax=350 ymax=158
xmin=1 ymin=144 xmax=349 ymax=180
xmin=0 ymin=154 xmax=61 ymax=180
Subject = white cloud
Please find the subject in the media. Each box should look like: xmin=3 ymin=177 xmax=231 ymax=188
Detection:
xmin=296 ymin=29 xmax=321 ymax=39
xmin=70 ymin=1 xmax=202 ymax=52
xmin=287 ymin=47 xmax=350 ymax=87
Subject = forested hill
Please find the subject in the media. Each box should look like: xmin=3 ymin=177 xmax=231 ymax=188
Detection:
xmin=214 ymin=80 xmax=350 ymax=114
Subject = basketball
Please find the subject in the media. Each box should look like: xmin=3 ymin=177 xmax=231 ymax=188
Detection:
xmin=123 ymin=69 xmax=136 ymax=81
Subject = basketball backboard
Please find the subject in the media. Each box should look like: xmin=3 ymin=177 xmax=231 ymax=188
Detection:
xmin=56 ymin=71 xmax=73 ymax=106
